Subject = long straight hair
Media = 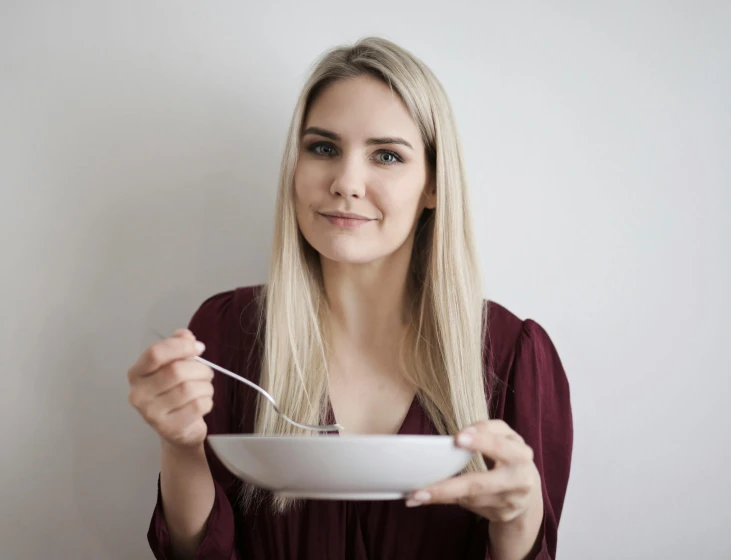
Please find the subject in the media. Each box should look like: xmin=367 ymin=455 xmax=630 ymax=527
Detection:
xmin=243 ymin=37 xmax=489 ymax=512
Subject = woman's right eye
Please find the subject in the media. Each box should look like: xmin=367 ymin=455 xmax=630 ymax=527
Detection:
xmin=307 ymin=142 xmax=338 ymax=157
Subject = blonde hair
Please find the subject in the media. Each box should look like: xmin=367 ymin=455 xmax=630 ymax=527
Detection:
xmin=244 ymin=36 xmax=489 ymax=511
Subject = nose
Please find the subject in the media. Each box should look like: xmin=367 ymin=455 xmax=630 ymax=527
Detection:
xmin=329 ymin=157 xmax=366 ymax=199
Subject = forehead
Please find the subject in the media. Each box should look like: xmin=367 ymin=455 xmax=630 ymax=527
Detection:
xmin=304 ymin=75 xmax=422 ymax=145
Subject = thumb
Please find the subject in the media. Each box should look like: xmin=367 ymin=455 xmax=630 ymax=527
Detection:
xmin=171 ymin=328 xmax=196 ymax=341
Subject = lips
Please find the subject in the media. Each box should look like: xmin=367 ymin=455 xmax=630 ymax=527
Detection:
xmin=317 ymin=211 xmax=375 ymax=229
xmin=319 ymin=211 xmax=372 ymax=220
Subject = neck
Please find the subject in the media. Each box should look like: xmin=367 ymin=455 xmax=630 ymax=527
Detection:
xmin=320 ymin=244 xmax=414 ymax=351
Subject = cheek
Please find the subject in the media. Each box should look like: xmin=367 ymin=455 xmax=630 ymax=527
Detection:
xmin=378 ymin=180 xmax=427 ymax=222
xmin=293 ymin=167 xmax=308 ymax=204
xmin=294 ymin=160 xmax=327 ymax=202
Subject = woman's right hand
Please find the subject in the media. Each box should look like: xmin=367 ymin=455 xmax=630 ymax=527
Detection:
xmin=127 ymin=329 xmax=214 ymax=449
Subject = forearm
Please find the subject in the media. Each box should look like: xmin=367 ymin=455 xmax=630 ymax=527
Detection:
xmin=488 ymin=491 xmax=544 ymax=560
xmin=160 ymin=440 xmax=216 ymax=560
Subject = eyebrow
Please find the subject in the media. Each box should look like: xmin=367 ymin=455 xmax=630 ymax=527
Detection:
xmin=302 ymin=126 xmax=414 ymax=150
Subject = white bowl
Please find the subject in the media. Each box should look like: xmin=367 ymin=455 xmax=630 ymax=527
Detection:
xmin=207 ymin=434 xmax=472 ymax=500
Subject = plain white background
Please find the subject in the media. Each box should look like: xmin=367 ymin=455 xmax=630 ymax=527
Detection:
xmin=2 ymin=1 xmax=729 ymax=558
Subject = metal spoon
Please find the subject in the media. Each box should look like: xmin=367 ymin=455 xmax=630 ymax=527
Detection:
xmin=152 ymin=330 xmax=343 ymax=433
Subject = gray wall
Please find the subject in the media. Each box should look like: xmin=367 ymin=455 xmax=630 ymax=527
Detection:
xmin=2 ymin=1 xmax=729 ymax=558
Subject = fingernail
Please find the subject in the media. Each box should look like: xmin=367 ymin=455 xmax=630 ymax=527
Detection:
xmin=409 ymin=490 xmax=431 ymax=505
xmin=195 ymin=341 xmax=206 ymax=354
xmin=405 ymin=499 xmax=422 ymax=508
xmin=457 ymin=433 xmax=473 ymax=446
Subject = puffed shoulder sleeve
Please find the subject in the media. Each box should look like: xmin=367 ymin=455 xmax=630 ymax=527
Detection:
xmin=494 ymin=319 xmax=573 ymax=559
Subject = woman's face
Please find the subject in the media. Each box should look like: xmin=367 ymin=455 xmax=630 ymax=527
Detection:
xmin=294 ymin=75 xmax=434 ymax=266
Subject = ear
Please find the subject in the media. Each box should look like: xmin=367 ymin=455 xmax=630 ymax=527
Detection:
xmin=423 ymin=178 xmax=437 ymax=210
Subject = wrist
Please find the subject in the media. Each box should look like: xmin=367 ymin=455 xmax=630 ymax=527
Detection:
xmin=160 ymin=438 xmax=206 ymax=461
xmin=488 ymin=489 xmax=544 ymax=560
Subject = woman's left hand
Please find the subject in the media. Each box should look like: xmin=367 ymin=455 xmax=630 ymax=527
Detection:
xmin=406 ymin=420 xmax=543 ymax=524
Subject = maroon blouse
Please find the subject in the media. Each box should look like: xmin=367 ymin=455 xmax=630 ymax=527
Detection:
xmin=147 ymin=286 xmax=573 ymax=559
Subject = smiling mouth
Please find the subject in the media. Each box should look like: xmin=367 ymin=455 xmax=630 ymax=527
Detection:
xmin=317 ymin=212 xmax=375 ymax=228
xmin=318 ymin=211 xmax=373 ymax=220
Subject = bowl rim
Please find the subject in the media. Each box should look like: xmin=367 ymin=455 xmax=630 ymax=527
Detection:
xmin=207 ymin=434 xmax=462 ymax=444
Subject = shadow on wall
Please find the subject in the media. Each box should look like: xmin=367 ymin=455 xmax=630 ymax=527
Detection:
xmin=51 ymin=78 xmax=279 ymax=557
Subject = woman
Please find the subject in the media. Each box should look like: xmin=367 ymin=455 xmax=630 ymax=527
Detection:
xmin=128 ymin=37 xmax=573 ymax=560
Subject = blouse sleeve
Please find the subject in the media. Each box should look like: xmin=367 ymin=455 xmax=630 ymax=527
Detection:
xmin=147 ymin=291 xmax=244 ymax=560
xmin=491 ymin=319 xmax=573 ymax=559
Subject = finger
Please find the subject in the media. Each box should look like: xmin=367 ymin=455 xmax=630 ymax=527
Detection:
xmin=172 ymin=328 xmax=195 ymax=340
xmin=167 ymin=395 xmax=214 ymax=426
xmin=147 ymin=380 xmax=214 ymax=419
xmin=128 ymin=361 xmax=212 ymax=411
xmin=461 ymin=420 xmax=524 ymax=442
xmin=161 ymin=380 xmax=214 ymax=415
xmin=128 ymin=336 xmax=205 ymax=380
xmin=406 ymin=471 xmax=507 ymax=507
xmin=457 ymin=429 xmax=533 ymax=465
xmin=149 ymin=360 xmax=214 ymax=397
xmin=457 ymin=420 xmax=520 ymax=469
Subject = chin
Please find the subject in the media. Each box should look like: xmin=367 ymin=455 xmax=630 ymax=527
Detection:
xmin=305 ymin=235 xmax=385 ymax=266
xmin=316 ymin=245 xmax=382 ymax=266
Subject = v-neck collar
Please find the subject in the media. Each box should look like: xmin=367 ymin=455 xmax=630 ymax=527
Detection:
xmin=324 ymin=393 xmax=421 ymax=436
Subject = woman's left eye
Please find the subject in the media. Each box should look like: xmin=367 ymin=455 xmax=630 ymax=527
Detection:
xmin=373 ymin=150 xmax=403 ymax=165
